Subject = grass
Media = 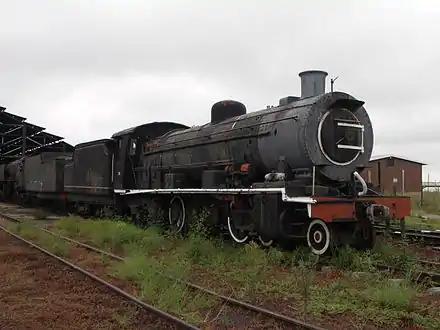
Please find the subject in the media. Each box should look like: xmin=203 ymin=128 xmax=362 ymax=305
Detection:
xmin=404 ymin=216 xmax=440 ymax=230
xmin=10 ymin=222 xmax=71 ymax=257
xmin=47 ymin=214 xmax=440 ymax=329
xmin=382 ymin=191 xmax=440 ymax=230
xmin=310 ymin=277 xmax=418 ymax=325
xmin=112 ymin=254 xmax=217 ymax=324
xmin=409 ymin=191 xmax=440 ymax=218
xmin=6 ymin=219 xmax=219 ymax=325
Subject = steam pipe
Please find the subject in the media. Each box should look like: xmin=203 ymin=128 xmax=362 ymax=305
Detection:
xmin=353 ymin=171 xmax=367 ymax=196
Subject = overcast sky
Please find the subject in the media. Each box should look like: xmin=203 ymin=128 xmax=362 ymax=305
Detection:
xmin=0 ymin=0 xmax=439 ymax=180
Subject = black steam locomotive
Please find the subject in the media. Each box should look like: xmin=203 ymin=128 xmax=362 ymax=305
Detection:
xmin=0 ymin=70 xmax=410 ymax=255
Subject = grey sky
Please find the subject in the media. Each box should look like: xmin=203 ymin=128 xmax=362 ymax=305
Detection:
xmin=1 ymin=0 xmax=439 ymax=179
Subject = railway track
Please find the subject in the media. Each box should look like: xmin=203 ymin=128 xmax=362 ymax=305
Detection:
xmin=0 ymin=209 xmax=329 ymax=330
xmin=375 ymin=224 xmax=440 ymax=245
xmin=375 ymin=262 xmax=440 ymax=285
xmin=417 ymin=259 xmax=440 ymax=272
xmin=0 ymin=230 xmax=176 ymax=330
xmin=0 ymin=223 xmax=198 ymax=330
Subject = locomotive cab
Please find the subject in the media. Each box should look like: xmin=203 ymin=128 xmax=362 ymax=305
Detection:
xmin=111 ymin=122 xmax=189 ymax=192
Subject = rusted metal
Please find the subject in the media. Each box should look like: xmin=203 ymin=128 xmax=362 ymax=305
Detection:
xmin=361 ymin=156 xmax=424 ymax=195
xmin=310 ymin=199 xmax=355 ymax=222
xmin=0 ymin=106 xmax=73 ymax=164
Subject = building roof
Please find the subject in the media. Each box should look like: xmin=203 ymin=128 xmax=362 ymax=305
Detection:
xmin=369 ymin=154 xmax=427 ymax=166
xmin=0 ymin=106 xmax=74 ymax=163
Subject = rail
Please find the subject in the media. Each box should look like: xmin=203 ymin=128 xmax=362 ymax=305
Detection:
xmin=0 ymin=223 xmax=199 ymax=330
xmin=0 ymin=212 xmax=328 ymax=330
xmin=374 ymin=224 xmax=440 ymax=245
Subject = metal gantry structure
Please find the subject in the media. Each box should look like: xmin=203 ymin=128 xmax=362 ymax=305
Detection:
xmin=0 ymin=106 xmax=74 ymax=164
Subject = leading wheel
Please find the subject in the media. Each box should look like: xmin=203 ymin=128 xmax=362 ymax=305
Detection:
xmin=168 ymin=196 xmax=186 ymax=233
xmin=306 ymin=219 xmax=332 ymax=255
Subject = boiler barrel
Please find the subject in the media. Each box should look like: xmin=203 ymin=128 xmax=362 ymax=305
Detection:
xmin=144 ymin=92 xmax=373 ymax=184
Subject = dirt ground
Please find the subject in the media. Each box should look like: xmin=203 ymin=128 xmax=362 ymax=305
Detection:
xmin=0 ymin=230 xmax=179 ymax=330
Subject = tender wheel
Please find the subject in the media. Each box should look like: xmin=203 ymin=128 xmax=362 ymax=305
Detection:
xmin=258 ymin=235 xmax=274 ymax=247
xmin=168 ymin=196 xmax=186 ymax=233
xmin=306 ymin=219 xmax=332 ymax=255
xmin=227 ymin=215 xmax=249 ymax=244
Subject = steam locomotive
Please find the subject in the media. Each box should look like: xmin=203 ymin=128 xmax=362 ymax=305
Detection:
xmin=0 ymin=70 xmax=411 ymax=255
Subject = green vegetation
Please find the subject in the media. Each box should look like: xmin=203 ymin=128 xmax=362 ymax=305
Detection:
xmin=10 ymin=222 xmax=71 ymax=257
xmin=411 ymin=191 xmax=440 ymax=215
xmin=403 ymin=215 xmax=440 ymax=230
xmin=408 ymin=191 xmax=440 ymax=225
xmin=383 ymin=191 xmax=440 ymax=230
xmin=45 ymin=214 xmax=440 ymax=329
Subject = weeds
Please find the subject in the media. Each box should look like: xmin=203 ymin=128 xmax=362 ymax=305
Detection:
xmin=371 ymin=241 xmax=418 ymax=272
xmin=297 ymin=257 xmax=318 ymax=319
xmin=365 ymin=279 xmax=415 ymax=310
xmin=46 ymin=213 xmax=440 ymax=328
xmin=10 ymin=222 xmax=71 ymax=257
xmin=330 ymin=246 xmax=375 ymax=272
xmin=111 ymin=253 xmax=216 ymax=324
xmin=411 ymin=191 xmax=440 ymax=215
xmin=404 ymin=215 xmax=440 ymax=230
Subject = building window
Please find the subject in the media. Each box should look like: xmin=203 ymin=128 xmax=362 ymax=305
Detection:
xmin=387 ymin=158 xmax=394 ymax=167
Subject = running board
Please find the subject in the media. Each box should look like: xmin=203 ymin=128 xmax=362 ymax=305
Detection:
xmin=114 ymin=188 xmax=316 ymax=204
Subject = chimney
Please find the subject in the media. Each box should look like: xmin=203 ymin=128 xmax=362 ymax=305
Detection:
xmin=298 ymin=70 xmax=328 ymax=98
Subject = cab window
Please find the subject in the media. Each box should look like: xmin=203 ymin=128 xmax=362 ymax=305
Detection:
xmin=128 ymin=138 xmax=137 ymax=156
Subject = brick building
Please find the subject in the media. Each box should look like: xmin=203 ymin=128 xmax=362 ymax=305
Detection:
xmin=360 ymin=155 xmax=425 ymax=195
